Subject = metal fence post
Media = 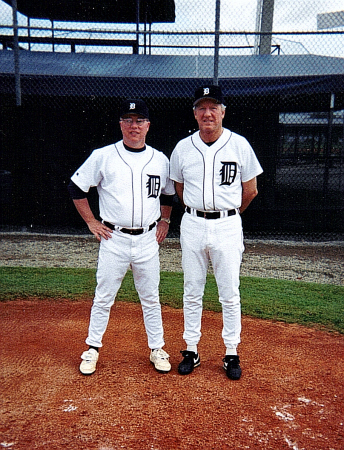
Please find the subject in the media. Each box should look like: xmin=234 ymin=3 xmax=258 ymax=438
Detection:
xmin=11 ymin=0 xmax=21 ymax=106
xmin=213 ymin=0 xmax=221 ymax=86
xmin=323 ymin=93 xmax=335 ymax=204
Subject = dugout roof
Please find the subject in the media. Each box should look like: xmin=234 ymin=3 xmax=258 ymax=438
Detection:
xmin=1 ymin=52 xmax=344 ymax=111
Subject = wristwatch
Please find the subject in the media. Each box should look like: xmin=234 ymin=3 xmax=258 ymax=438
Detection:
xmin=160 ymin=217 xmax=171 ymax=224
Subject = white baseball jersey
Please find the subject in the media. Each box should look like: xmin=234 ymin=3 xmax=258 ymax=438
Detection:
xmin=71 ymin=141 xmax=175 ymax=227
xmin=170 ymin=128 xmax=263 ymax=211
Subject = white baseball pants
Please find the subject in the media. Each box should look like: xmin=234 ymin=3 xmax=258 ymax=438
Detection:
xmin=86 ymin=228 xmax=165 ymax=350
xmin=180 ymin=212 xmax=244 ymax=348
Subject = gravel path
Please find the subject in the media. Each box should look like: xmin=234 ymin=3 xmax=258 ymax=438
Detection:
xmin=1 ymin=232 xmax=343 ymax=285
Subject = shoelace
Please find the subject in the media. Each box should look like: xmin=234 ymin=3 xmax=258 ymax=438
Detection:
xmin=82 ymin=351 xmax=97 ymax=362
xmin=223 ymin=357 xmax=240 ymax=368
xmin=182 ymin=351 xmax=196 ymax=360
xmin=154 ymin=349 xmax=169 ymax=360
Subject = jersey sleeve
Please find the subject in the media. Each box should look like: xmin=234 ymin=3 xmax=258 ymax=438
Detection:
xmin=170 ymin=145 xmax=183 ymax=183
xmin=162 ymin=175 xmax=175 ymax=196
xmin=160 ymin=153 xmax=176 ymax=196
xmin=70 ymin=149 xmax=103 ymax=192
xmin=241 ymin=139 xmax=263 ymax=182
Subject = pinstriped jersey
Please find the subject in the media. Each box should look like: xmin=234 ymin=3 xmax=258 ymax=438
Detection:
xmin=170 ymin=128 xmax=263 ymax=211
xmin=71 ymin=141 xmax=175 ymax=228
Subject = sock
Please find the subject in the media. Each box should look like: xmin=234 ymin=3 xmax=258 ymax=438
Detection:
xmin=226 ymin=347 xmax=237 ymax=356
xmin=89 ymin=346 xmax=99 ymax=353
xmin=187 ymin=345 xmax=198 ymax=354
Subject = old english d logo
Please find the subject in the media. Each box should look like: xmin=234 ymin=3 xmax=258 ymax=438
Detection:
xmin=220 ymin=162 xmax=237 ymax=186
xmin=146 ymin=175 xmax=161 ymax=198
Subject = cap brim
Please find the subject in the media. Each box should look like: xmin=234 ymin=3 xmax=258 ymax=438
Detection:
xmin=121 ymin=113 xmax=148 ymax=118
xmin=193 ymin=97 xmax=221 ymax=106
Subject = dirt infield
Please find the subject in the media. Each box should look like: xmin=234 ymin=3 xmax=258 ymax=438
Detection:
xmin=1 ymin=299 xmax=343 ymax=450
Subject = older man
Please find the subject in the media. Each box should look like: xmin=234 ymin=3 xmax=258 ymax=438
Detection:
xmin=170 ymin=85 xmax=263 ymax=379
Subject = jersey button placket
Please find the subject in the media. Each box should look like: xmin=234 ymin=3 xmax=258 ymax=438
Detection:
xmin=203 ymin=148 xmax=215 ymax=210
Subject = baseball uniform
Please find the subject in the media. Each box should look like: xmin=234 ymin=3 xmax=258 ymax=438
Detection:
xmin=170 ymin=128 xmax=263 ymax=348
xmin=71 ymin=141 xmax=175 ymax=350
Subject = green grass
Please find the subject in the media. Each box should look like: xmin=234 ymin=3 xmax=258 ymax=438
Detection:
xmin=0 ymin=267 xmax=343 ymax=333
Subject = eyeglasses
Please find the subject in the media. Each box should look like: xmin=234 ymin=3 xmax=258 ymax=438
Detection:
xmin=120 ymin=118 xmax=149 ymax=126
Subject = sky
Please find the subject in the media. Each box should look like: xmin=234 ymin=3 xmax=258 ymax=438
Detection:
xmin=0 ymin=0 xmax=343 ymax=56
xmin=163 ymin=0 xmax=344 ymax=32
xmin=0 ymin=0 xmax=343 ymax=30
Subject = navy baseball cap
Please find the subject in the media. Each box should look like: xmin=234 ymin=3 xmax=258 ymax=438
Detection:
xmin=193 ymin=85 xmax=225 ymax=106
xmin=119 ymin=99 xmax=149 ymax=119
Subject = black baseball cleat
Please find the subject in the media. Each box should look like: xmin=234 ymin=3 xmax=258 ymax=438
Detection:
xmin=223 ymin=355 xmax=242 ymax=380
xmin=178 ymin=350 xmax=200 ymax=375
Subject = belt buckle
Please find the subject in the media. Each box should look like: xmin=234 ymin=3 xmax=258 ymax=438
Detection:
xmin=130 ymin=228 xmax=143 ymax=235
xmin=120 ymin=227 xmax=141 ymax=235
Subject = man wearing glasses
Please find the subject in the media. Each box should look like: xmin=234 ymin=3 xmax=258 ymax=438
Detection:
xmin=68 ymin=99 xmax=175 ymax=376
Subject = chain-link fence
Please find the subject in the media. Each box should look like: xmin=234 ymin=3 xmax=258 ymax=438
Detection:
xmin=1 ymin=1 xmax=344 ymax=56
xmin=0 ymin=0 xmax=344 ymax=239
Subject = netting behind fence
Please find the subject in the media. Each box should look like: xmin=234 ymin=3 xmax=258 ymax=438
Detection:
xmin=0 ymin=1 xmax=343 ymax=238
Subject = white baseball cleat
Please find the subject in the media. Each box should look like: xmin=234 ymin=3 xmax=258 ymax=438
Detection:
xmin=80 ymin=348 xmax=99 ymax=375
xmin=150 ymin=348 xmax=171 ymax=373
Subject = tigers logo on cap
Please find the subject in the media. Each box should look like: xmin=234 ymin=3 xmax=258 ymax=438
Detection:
xmin=119 ymin=99 xmax=150 ymax=119
xmin=194 ymin=85 xmax=224 ymax=106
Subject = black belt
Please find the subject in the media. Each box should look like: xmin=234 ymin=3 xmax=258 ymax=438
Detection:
xmin=185 ymin=206 xmax=236 ymax=219
xmin=103 ymin=221 xmax=156 ymax=235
